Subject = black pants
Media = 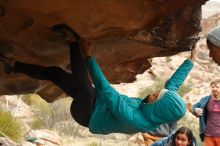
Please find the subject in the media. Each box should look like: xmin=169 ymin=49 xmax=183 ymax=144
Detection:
xmin=14 ymin=43 xmax=96 ymax=127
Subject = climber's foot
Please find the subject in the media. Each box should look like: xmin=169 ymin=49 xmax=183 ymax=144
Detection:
xmin=0 ymin=40 xmax=14 ymax=58
xmin=0 ymin=57 xmax=14 ymax=74
xmin=52 ymin=24 xmax=80 ymax=42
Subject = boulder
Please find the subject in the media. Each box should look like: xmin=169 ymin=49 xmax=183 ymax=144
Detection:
xmin=0 ymin=0 xmax=207 ymax=101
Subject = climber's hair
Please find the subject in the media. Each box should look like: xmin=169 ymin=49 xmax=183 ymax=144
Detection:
xmin=142 ymin=95 xmax=151 ymax=104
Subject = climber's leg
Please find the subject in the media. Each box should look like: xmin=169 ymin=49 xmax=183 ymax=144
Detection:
xmin=69 ymin=42 xmax=96 ymax=127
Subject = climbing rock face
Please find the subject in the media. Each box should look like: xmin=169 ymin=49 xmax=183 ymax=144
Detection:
xmin=0 ymin=0 xmax=207 ymax=101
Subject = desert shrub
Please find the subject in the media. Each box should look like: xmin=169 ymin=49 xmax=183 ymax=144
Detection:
xmin=178 ymin=83 xmax=192 ymax=97
xmin=25 ymin=94 xmax=78 ymax=136
xmin=165 ymin=56 xmax=172 ymax=62
xmin=138 ymin=78 xmax=191 ymax=98
xmin=21 ymin=94 xmax=44 ymax=106
xmin=31 ymin=101 xmax=54 ymax=129
xmin=88 ymin=142 xmax=99 ymax=146
xmin=0 ymin=110 xmax=23 ymax=142
xmin=138 ymin=78 xmax=165 ymax=98
xmin=22 ymin=94 xmax=53 ymax=129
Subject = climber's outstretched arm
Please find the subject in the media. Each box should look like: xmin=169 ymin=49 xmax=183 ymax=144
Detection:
xmin=165 ymin=45 xmax=196 ymax=91
xmin=79 ymin=38 xmax=112 ymax=92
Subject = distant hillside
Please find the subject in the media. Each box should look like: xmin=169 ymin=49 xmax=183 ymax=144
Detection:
xmin=202 ymin=1 xmax=220 ymax=18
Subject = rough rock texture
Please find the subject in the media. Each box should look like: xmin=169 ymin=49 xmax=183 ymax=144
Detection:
xmin=0 ymin=0 xmax=207 ymax=101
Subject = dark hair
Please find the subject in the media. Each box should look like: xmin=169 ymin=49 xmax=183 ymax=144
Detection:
xmin=172 ymin=126 xmax=194 ymax=146
xmin=142 ymin=95 xmax=151 ymax=103
xmin=51 ymin=23 xmax=80 ymax=39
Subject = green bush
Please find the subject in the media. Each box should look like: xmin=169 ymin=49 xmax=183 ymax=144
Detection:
xmin=21 ymin=94 xmax=52 ymax=129
xmin=25 ymin=94 xmax=78 ymax=136
xmin=0 ymin=110 xmax=23 ymax=142
xmin=138 ymin=78 xmax=191 ymax=98
xmin=88 ymin=142 xmax=99 ymax=146
xmin=21 ymin=94 xmax=44 ymax=106
xmin=165 ymin=56 xmax=172 ymax=62
xmin=138 ymin=78 xmax=165 ymax=98
xmin=31 ymin=100 xmax=54 ymax=129
xmin=177 ymin=83 xmax=191 ymax=97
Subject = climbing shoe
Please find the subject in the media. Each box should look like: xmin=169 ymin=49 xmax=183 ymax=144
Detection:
xmin=0 ymin=57 xmax=13 ymax=74
xmin=0 ymin=40 xmax=14 ymax=58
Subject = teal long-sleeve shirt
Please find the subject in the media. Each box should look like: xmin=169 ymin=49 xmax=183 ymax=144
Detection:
xmin=86 ymin=58 xmax=194 ymax=134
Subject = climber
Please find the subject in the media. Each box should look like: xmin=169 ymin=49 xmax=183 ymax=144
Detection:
xmin=206 ymin=26 xmax=220 ymax=65
xmin=0 ymin=24 xmax=195 ymax=134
